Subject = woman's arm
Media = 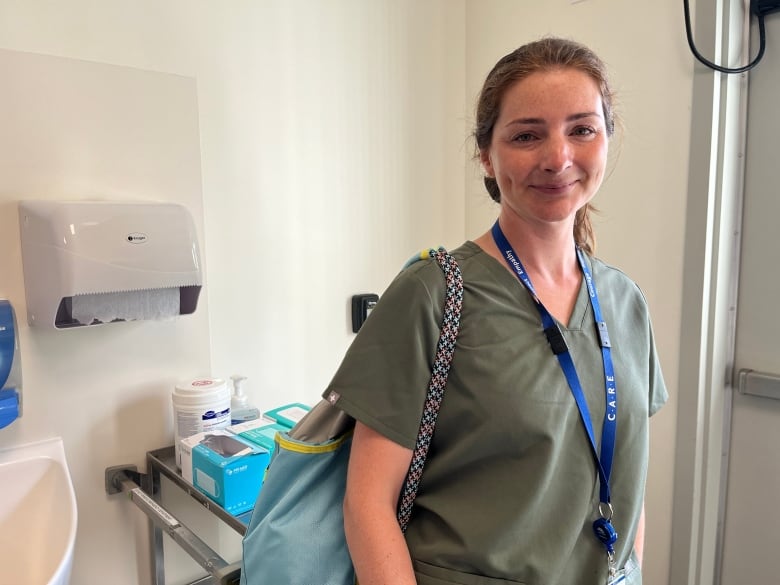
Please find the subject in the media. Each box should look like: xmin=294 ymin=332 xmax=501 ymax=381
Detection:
xmin=344 ymin=421 xmax=417 ymax=585
xmin=634 ymin=502 xmax=645 ymax=567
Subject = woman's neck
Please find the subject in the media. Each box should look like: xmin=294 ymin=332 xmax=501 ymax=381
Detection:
xmin=474 ymin=215 xmax=583 ymax=324
xmin=484 ymin=214 xmax=579 ymax=279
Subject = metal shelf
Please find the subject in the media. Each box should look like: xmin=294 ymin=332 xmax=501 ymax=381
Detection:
xmin=106 ymin=445 xmax=249 ymax=585
xmin=146 ymin=446 xmax=252 ymax=534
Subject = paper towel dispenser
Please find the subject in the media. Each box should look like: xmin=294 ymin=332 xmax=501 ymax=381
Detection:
xmin=18 ymin=200 xmax=203 ymax=329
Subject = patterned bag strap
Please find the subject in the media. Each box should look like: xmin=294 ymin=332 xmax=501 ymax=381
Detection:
xmin=396 ymin=247 xmax=464 ymax=532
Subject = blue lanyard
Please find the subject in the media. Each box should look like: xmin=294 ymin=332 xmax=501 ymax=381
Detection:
xmin=491 ymin=221 xmax=620 ymax=556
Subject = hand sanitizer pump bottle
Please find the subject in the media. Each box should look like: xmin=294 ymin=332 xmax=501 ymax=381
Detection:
xmin=230 ymin=375 xmax=260 ymax=425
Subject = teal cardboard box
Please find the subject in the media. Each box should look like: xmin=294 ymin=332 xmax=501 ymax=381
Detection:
xmin=262 ymin=403 xmax=311 ymax=428
xmin=192 ymin=433 xmax=270 ymax=515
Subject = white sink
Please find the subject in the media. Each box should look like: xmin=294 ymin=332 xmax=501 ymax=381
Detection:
xmin=0 ymin=437 xmax=77 ymax=585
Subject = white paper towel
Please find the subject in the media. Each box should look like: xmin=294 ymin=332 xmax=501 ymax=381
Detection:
xmin=72 ymin=288 xmax=181 ymax=325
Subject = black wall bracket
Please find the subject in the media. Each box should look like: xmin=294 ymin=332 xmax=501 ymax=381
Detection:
xmin=351 ymin=293 xmax=379 ymax=333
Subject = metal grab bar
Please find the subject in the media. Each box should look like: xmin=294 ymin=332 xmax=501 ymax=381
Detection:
xmin=737 ymin=369 xmax=780 ymax=400
xmin=105 ymin=465 xmax=241 ymax=585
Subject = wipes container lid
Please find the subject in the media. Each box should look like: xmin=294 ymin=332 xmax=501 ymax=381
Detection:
xmin=173 ymin=378 xmax=229 ymax=404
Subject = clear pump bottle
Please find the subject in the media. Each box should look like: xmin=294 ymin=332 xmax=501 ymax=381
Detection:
xmin=230 ymin=374 xmax=260 ymax=425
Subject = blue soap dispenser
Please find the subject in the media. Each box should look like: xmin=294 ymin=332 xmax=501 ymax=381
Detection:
xmin=230 ymin=375 xmax=260 ymax=425
xmin=0 ymin=300 xmax=22 ymax=429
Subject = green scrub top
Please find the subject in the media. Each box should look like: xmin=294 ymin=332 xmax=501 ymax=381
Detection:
xmin=326 ymin=242 xmax=668 ymax=585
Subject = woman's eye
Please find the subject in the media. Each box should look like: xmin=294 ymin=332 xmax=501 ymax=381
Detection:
xmin=512 ymin=133 xmax=535 ymax=143
xmin=572 ymin=126 xmax=596 ymax=137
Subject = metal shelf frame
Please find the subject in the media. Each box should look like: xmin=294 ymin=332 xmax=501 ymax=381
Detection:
xmin=106 ymin=445 xmax=248 ymax=585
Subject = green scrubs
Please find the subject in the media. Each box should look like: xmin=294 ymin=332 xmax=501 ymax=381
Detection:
xmin=326 ymin=242 xmax=668 ymax=585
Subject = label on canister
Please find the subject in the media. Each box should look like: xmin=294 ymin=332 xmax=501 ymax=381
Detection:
xmin=172 ymin=377 xmax=231 ymax=468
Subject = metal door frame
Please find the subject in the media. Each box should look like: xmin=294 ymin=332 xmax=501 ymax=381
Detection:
xmin=670 ymin=0 xmax=751 ymax=584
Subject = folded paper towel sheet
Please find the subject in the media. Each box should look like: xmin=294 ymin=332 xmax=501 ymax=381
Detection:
xmin=71 ymin=288 xmax=181 ymax=325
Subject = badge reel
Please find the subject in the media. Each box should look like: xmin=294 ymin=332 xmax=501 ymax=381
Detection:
xmin=593 ymin=503 xmax=625 ymax=585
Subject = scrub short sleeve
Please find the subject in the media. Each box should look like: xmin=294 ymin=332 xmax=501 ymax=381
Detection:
xmin=644 ymin=310 xmax=668 ymax=417
xmin=323 ymin=261 xmax=446 ymax=450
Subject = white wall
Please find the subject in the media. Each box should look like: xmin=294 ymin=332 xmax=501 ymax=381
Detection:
xmin=0 ymin=1 xmax=466 ymax=584
xmin=0 ymin=48 xmax=212 ymax=584
xmin=0 ymin=1 xmax=691 ymax=584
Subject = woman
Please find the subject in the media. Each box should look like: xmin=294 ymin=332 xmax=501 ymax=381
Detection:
xmin=325 ymin=37 xmax=667 ymax=585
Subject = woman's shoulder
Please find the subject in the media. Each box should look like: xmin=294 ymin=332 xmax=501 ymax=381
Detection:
xmin=589 ymin=254 xmax=636 ymax=284
xmin=588 ymin=254 xmax=652 ymax=308
xmin=401 ymin=241 xmax=488 ymax=283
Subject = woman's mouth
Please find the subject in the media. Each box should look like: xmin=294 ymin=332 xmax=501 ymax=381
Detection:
xmin=532 ymin=181 xmax=577 ymax=194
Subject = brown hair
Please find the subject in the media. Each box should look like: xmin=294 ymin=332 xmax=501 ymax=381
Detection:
xmin=474 ymin=37 xmax=616 ymax=254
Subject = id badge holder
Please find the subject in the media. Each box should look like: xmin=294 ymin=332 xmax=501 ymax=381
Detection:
xmin=607 ymin=568 xmax=626 ymax=585
xmin=594 ymin=505 xmax=624 ymax=585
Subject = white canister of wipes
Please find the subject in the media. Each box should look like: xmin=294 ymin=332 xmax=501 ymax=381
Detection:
xmin=172 ymin=377 xmax=231 ymax=468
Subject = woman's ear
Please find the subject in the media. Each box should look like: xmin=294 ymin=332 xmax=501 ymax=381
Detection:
xmin=480 ymin=149 xmax=494 ymax=178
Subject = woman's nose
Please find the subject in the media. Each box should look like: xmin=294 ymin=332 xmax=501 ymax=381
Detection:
xmin=540 ymin=135 xmax=573 ymax=173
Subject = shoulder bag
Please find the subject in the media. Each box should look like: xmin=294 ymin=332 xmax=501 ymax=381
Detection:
xmin=239 ymin=248 xmax=463 ymax=585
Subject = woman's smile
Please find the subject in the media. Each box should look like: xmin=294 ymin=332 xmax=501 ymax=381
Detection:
xmin=530 ymin=180 xmax=579 ymax=194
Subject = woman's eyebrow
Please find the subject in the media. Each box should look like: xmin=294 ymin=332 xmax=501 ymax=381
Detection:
xmin=504 ymin=112 xmax=602 ymax=127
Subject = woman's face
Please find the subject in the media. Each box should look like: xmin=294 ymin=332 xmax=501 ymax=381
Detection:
xmin=480 ymin=68 xmax=609 ymax=231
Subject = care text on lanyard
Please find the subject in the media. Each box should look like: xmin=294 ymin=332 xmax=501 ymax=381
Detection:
xmin=491 ymin=221 xmax=623 ymax=582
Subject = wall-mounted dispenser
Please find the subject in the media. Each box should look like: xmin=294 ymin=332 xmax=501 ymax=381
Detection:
xmin=0 ymin=300 xmax=22 ymax=429
xmin=18 ymin=200 xmax=203 ymax=329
